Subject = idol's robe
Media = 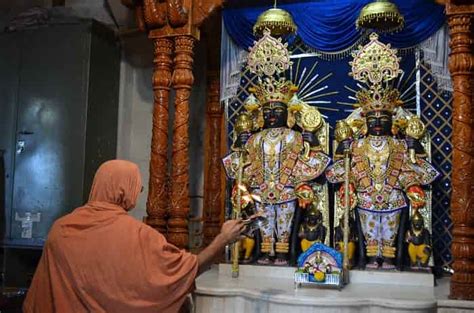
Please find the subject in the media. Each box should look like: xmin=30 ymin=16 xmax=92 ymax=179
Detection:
xmin=223 ymin=127 xmax=329 ymax=255
xmin=326 ymin=137 xmax=438 ymax=259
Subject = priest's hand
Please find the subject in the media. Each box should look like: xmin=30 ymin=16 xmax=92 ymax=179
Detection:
xmin=219 ymin=219 xmax=245 ymax=244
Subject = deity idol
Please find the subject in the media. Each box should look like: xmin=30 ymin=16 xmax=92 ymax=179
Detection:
xmin=299 ymin=202 xmax=327 ymax=253
xmin=406 ymin=210 xmax=432 ymax=270
xmin=326 ymin=33 xmax=439 ymax=270
xmin=223 ymin=30 xmax=330 ymax=266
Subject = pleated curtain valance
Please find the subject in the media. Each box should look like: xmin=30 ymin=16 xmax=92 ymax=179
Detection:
xmin=223 ymin=0 xmax=446 ymax=53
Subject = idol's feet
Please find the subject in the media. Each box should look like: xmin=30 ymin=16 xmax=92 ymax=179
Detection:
xmin=365 ymin=257 xmax=379 ymax=270
xmin=366 ymin=261 xmax=379 ymax=269
xmin=274 ymin=258 xmax=288 ymax=266
xmin=257 ymin=255 xmax=271 ymax=265
xmin=410 ymin=263 xmax=430 ymax=272
xmin=381 ymin=260 xmax=396 ymax=270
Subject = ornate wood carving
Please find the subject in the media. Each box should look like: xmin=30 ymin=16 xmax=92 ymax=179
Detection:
xmin=135 ymin=4 xmax=147 ymax=32
xmin=144 ymin=37 xmax=174 ymax=235
xmin=447 ymin=2 xmax=474 ymax=300
xmin=122 ymin=0 xmax=224 ymax=250
xmin=143 ymin=0 xmax=167 ymax=29
xmin=124 ymin=0 xmax=224 ymax=28
xmin=202 ymin=16 xmax=224 ymax=247
xmin=168 ymin=35 xmax=195 ymax=249
xmin=202 ymin=70 xmax=224 ymax=246
xmin=193 ymin=0 xmax=225 ymax=27
xmin=168 ymin=0 xmax=189 ymax=27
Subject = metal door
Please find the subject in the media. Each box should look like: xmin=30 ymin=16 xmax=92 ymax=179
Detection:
xmin=0 ymin=33 xmax=21 ymax=245
xmin=10 ymin=25 xmax=90 ymax=246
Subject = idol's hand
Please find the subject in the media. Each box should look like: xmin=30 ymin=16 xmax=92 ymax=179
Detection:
xmin=302 ymin=131 xmax=318 ymax=147
xmin=334 ymin=139 xmax=352 ymax=156
xmin=235 ymin=132 xmax=251 ymax=148
xmin=340 ymin=139 xmax=352 ymax=152
xmin=405 ymin=136 xmax=416 ymax=149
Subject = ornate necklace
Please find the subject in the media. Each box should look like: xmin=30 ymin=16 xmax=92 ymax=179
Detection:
xmin=261 ymin=130 xmax=287 ymax=182
xmin=368 ymin=136 xmax=386 ymax=151
xmin=364 ymin=136 xmax=393 ymax=194
xmin=306 ymin=222 xmax=322 ymax=232
xmin=267 ymin=128 xmax=283 ymax=139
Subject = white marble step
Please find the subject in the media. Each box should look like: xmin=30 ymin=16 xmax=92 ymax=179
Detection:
xmin=218 ymin=263 xmax=434 ymax=287
xmin=194 ymin=267 xmax=474 ymax=313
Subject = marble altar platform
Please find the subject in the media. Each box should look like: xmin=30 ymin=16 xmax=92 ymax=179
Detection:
xmin=194 ymin=264 xmax=474 ymax=313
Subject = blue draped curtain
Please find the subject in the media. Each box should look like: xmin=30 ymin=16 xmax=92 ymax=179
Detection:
xmin=223 ymin=0 xmax=446 ymax=51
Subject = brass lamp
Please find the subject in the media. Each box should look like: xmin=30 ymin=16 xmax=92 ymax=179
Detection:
xmin=253 ymin=0 xmax=297 ymax=37
xmin=356 ymin=0 xmax=405 ymax=33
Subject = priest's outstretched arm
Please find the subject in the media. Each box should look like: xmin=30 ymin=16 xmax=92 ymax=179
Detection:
xmin=197 ymin=219 xmax=245 ymax=275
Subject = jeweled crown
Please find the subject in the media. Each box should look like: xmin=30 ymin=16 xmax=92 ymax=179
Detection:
xmin=246 ymin=28 xmax=296 ymax=107
xmin=350 ymin=33 xmax=403 ymax=114
xmin=249 ymin=77 xmax=297 ymax=105
xmin=354 ymin=86 xmax=401 ymax=113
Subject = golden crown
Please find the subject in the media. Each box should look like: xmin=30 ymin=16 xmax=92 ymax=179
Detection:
xmin=354 ymin=86 xmax=402 ymax=114
xmin=350 ymin=33 xmax=403 ymax=114
xmin=247 ymin=28 xmax=292 ymax=77
xmin=249 ymin=77 xmax=297 ymax=105
xmin=245 ymin=28 xmax=295 ymax=107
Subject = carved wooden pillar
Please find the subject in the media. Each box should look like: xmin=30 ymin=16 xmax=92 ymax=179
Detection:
xmin=144 ymin=38 xmax=174 ymax=235
xmin=168 ymin=35 xmax=195 ymax=248
xmin=447 ymin=2 xmax=474 ymax=300
xmin=122 ymin=0 xmax=225 ymax=249
xmin=202 ymin=70 xmax=224 ymax=246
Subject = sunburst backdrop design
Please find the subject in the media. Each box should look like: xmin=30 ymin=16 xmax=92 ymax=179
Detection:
xmin=290 ymin=57 xmax=339 ymax=117
xmin=336 ymin=65 xmax=419 ymax=115
xmin=226 ymin=56 xmax=340 ymax=145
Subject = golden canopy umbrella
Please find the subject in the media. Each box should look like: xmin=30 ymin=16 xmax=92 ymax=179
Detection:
xmin=253 ymin=0 xmax=297 ymax=37
xmin=356 ymin=0 xmax=405 ymax=33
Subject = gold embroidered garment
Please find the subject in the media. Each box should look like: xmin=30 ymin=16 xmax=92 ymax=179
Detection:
xmin=326 ymin=137 xmax=439 ymax=211
xmin=223 ymin=127 xmax=330 ymax=204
